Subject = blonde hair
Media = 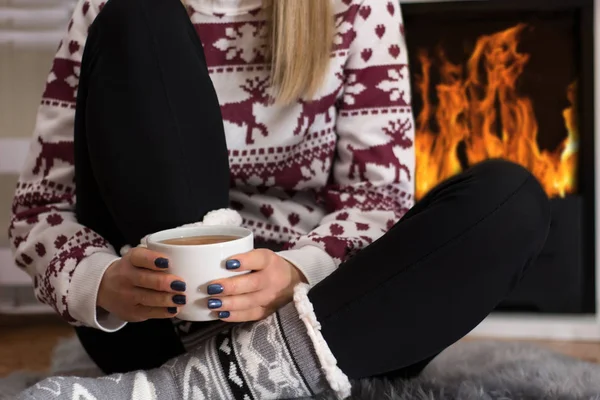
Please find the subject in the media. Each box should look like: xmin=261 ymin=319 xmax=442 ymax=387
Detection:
xmin=262 ymin=0 xmax=334 ymax=104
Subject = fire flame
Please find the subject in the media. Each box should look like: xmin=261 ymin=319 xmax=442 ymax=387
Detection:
xmin=414 ymin=23 xmax=579 ymax=200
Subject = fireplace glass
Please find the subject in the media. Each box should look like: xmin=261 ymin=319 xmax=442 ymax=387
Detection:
xmin=402 ymin=0 xmax=596 ymax=313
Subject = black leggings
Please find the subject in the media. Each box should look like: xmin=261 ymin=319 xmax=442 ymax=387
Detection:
xmin=73 ymin=0 xmax=551 ymax=381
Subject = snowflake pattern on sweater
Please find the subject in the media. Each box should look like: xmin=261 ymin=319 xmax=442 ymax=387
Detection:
xmin=8 ymin=0 xmax=415 ymax=329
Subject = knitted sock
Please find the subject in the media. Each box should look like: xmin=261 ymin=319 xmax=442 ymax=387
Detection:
xmin=18 ymin=284 xmax=352 ymax=400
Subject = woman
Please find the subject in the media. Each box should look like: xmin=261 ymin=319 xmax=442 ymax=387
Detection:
xmin=11 ymin=0 xmax=550 ymax=398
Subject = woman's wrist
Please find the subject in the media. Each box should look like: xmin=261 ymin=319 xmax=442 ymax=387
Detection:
xmin=69 ymin=252 xmax=125 ymax=332
xmin=287 ymin=259 xmax=308 ymax=286
xmin=97 ymin=259 xmax=120 ymax=310
xmin=277 ymin=246 xmax=337 ymax=287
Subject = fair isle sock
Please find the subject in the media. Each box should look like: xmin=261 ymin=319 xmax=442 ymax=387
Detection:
xmin=18 ymin=284 xmax=351 ymax=400
xmin=17 ymin=370 xmax=177 ymax=400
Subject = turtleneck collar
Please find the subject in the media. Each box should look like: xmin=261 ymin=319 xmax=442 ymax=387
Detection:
xmin=194 ymin=0 xmax=263 ymax=16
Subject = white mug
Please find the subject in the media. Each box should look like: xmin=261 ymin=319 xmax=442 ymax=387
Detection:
xmin=146 ymin=225 xmax=253 ymax=321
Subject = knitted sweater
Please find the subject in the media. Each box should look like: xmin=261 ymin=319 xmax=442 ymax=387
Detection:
xmin=8 ymin=0 xmax=415 ymax=331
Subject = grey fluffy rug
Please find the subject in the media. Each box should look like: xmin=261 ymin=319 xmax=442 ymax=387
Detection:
xmin=2 ymin=337 xmax=600 ymax=399
xmin=315 ymin=341 xmax=600 ymax=400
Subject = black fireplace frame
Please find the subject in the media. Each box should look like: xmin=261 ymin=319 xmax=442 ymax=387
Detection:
xmin=401 ymin=0 xmax=597 ymax=313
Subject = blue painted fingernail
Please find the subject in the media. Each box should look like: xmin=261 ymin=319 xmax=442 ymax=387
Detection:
xmin=226 ymin=259 xmax=241 ymax=270
xmin=208 ymin=299 xmax=222 ymax=309
xmin=173 ymin=295 xmax=186 ymax=305
xmin=155 ymin=258 xmax=169 ymax=269
xmin=207 ymin=284 xmax=223 ymax=295
xmin=170 ymin=280 xmax=186 ymax=292
xmin=218 ymin=311 xmax=230 ymax=319
xmin=167 ymin=307 xmax=177 ymax=314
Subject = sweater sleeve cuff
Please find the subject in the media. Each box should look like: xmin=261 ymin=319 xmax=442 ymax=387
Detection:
xmin=69 ymin=252 xmax=127 ymax=332
xmin=277 ymin=246 xmax=337 ymax=288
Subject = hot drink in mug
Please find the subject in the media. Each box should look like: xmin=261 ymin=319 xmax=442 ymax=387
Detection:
xmin=146 ymin=225 xmax=253 ymax=321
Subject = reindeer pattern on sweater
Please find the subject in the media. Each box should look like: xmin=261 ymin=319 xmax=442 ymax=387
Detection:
xmin=9 ymin=0 xmax=415 ymax=329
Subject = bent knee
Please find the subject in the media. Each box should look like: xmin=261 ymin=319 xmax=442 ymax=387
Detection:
xmin=94 ymin=0 xmax=185 ymax=30
xmin=464 ymin=159 xmax=551 ymax=241
xmin=481 ymin=160 xmax=551 ymax=245
xmin=470 ymin=159 xmax=532 ymax=190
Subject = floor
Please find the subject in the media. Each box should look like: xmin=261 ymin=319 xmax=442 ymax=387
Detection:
xmin=1 ymin=315 xmax=600 ymax=377
xmin=0 ymin=315 xmax=74 ymax=376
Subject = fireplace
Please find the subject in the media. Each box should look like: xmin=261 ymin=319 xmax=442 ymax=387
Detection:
xmin=401 ymin=0 xmax=596 ymax=313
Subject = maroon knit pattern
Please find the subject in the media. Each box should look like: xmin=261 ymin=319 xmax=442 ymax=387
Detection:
xmin=8 ymin=0 xmax=415 ymax=324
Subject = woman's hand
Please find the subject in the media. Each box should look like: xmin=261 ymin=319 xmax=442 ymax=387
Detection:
xmin=206 ymin=249 xmax=307 ymax=322
xmin=97 ymin=247 xmax=187 ymax=322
